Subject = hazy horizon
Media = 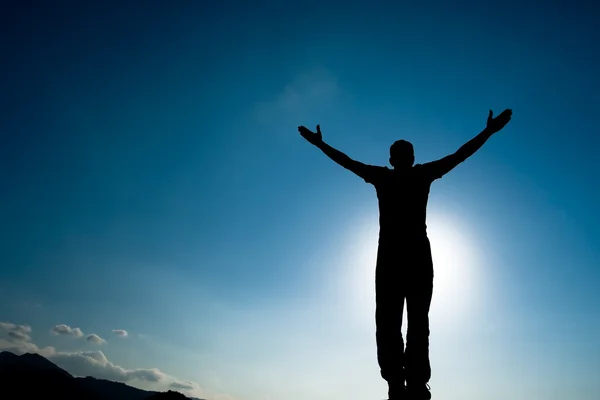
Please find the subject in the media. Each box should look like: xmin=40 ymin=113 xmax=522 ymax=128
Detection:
xmin=1 ymin=2 xmax=599 ymax=400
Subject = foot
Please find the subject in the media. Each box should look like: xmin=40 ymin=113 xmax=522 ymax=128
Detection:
xmin=406 ymin=383 xmax=431 ymax=400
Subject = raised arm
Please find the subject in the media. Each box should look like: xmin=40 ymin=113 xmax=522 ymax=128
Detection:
xmin=298 ymin=125 xmax=379 ymax=182
xmin=422 ymin=109 xmax=512 ymax=180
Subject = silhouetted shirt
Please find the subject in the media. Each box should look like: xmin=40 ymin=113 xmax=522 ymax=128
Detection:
xmin=361 ymin=164 xmax=443 ymax=241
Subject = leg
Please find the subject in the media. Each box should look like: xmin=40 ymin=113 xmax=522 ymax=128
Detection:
xmin=405 ymin=238 xmax=434 ymax=399
xmin=375 ymin=243 xmax=406 ymax=399
xmin=405 ymin=279 xmax=433 ymax=384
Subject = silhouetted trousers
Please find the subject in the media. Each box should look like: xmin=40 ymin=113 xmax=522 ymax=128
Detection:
xmin=375 ymin=234 xmax=434 ymax=388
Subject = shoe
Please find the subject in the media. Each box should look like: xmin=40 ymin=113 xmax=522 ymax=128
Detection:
xmin=406 ymin=383 xmax=431 ymax=400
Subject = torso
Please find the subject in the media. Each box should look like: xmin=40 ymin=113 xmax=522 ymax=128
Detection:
xmin=373 ymin=165 xmax=433 ymax=242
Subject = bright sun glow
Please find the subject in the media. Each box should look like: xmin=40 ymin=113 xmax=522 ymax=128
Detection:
xmin=341 ymin=212 xmax=481 ymax=330
xmin=426 ymin=213 xmax=479 ymax=326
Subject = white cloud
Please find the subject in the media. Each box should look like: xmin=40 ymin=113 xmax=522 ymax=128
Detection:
xmin=255 ymin=68 xmax=342 ymax=128
xmin=49 ymin=351 xmax=201 ymax=396
xmin=49 ymin=350 xmax=166 ymax=382
xmin=0 ymin=322 xmax=204 ymax=398
xmin=170 ymin=381 xmax=199 ymax=390
xmin=0 ymin=338 xmax=55 ymax=357
xmin=0 ymin=321 xmax=55 ymax=357
xmin=86 ymin=334 xmax=106 ymax=345
xmin=0 ymin=322 xmax=32 ymax=342
xmin=8 ymin=331 xmax=30 ymax=341
xmin=52 ymin=324 xmax=84 ymax=338
xmin=112 ymin=329 xmax=128 ymax=338
xmin=0 ymin=322 xmax=32 ymax=336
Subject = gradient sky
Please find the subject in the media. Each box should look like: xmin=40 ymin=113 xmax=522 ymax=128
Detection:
xmin=1 ymin=1 xmax=599 ymax=400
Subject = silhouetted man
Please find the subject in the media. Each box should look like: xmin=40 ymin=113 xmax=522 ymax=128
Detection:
xmin=298 ymin=109 xmax=512 ymax=400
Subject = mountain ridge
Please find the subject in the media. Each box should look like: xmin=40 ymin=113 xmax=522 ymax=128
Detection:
xmin=0 ymin=351 xmax=203 ymax=400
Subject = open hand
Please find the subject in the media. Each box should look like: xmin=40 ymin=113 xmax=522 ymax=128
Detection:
xmin=486 ymin=109 xmax=512 ymax=134
xmin=298 ymin=125 xmax=323 ymax=145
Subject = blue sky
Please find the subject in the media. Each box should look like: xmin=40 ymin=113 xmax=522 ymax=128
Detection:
xmin=1 ymin=1 xmax=599 ymax=399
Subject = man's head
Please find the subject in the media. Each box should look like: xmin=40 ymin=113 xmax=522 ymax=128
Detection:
xmin=389 ymin=140 xmax=415 ymax=169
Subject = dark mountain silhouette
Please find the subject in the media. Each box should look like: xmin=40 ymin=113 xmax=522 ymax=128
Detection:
xmin=77 ymin=376 xmax=160 ymax=400
xmin=0 ymin=351 xmax=94 ymax=399
xmin=0 ymin=350 xmax=72 ymax=377
xmin=147 ymin=390 xmax=190 ymax=399
xmin=0 ymin=351 xmax=203 ymax=400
